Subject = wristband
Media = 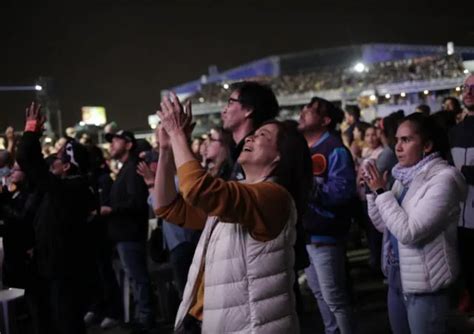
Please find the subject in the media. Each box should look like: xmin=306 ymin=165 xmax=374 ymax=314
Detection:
xmin=25 ymin=120 xmax=38 ymax=132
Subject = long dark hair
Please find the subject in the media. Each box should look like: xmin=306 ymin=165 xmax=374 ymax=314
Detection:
xmin=264 ymin=120 xmax=313 ymax=221
xmin=207 ymin=127 xmax=234 ymax=179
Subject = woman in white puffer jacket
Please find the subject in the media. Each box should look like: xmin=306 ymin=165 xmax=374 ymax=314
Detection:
xmin=363 ymin=113 xmax=467 ymax=334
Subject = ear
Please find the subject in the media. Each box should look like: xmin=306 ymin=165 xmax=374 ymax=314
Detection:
xmin=271 ymin=154 xmax=281 ymax=165
xmin=243 ymin=107 xmax=254 ymax=119
xmin=63 ymin=162 xmax=71 ymax=173
xmin=423 ymin=140 xmax=433 ymax=154
xmin=125 ymin=142 xmax=133 ymax=151
xmin=322 ymin=116 xmax=332 ymax=128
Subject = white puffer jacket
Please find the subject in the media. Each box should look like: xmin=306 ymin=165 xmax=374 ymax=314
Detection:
xmin=367 ymin=157 xmax=467 ymax=293
xmin=175 ymin=202 xmax=299 ymax=333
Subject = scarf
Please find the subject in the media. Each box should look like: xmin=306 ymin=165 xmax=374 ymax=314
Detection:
xmin=391 ymin=152 xmax=440 ymax=187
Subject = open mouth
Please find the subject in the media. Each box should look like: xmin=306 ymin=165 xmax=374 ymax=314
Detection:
xmin=243 ymin=146 xmax=253 ymax=152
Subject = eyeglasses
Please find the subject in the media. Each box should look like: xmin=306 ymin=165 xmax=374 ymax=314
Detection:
xmin=227 ymin=97 xmax=242 ymax=106
xmin=462 ymin=84 xmax=474 ymax=94
xmin=208 ymin=136 xmax=222 ymax=143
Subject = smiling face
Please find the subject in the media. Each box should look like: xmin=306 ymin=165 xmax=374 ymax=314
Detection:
xmin=395 ymin=120 xmax=431 ymax=167
xmin=238 ymin=123 xmax=280 ymax=172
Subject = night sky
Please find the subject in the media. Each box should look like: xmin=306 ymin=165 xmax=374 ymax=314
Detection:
xmin=1 ymin=0 xmax=473 ymax=131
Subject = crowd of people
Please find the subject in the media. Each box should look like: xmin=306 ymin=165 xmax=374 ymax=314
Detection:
xmin=0 ymin=74 xmax=473 ymax=334
xmin=190 ymin=54 xmax=465 ymax=104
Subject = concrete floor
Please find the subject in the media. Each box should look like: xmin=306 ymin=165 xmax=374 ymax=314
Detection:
xmin=6 ymin=247 xmax=473 ymax=334
xmin=85 ymin=248 xmax=474 ymax=334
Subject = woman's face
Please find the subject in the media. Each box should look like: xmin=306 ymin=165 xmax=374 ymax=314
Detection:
xmin=353 ymin=127 xmax=362 ymax=141
xmin=395 ymin=121 xmax=429 ymax=167
xmin=199 ymin=139 xmax=209 ymax=159
xmin=364 ymin=127 xmax=381 ymax=149
xmin=238 ymin=123 xmax=280 ymax=170
xmin=206 ymin=129 xmax=225 ymax=162
xmin=8 ymin=163 xmax=25 ymax=184
xmin=191 ymin=139 xmax=202 ymax=156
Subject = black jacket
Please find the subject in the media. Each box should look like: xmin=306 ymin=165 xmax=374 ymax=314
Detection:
xmin=449 ymin=115 xmax=474 ymax=228
xmin=107 ymin=156 xmax=149 ymax=242
xmin=16 ymin=132 xmax=95 ymax=279
xmin=0 ymin=188 xmax=37 ymax=287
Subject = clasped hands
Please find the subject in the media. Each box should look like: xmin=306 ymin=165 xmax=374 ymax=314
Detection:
xmin=362 ymin=160 xmax=388 ymax=192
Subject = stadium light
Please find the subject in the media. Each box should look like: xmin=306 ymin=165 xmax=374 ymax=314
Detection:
xmin=198 ymin=97 xmax=205 ymax=103
xmin=354 ymin=63 xmax=366 ymax=73
xmin=423 ymin=90 xmax=429 ymax=95
xmin=456 ymin=87 xmax=461 ymax=92
xmin=0 ymin=85 xmax=43 ymax=92
xmin=385 ymin=94 xmax=391 ymax=99
xmin=400 ymin=92 xmax=406 ymax=97
xmin=369 ymin=95 xmax=377 ymax=101
xmin=464 ymin=69 xmax=470 ymax=74
xmin=223 ymin=83 xmax=229 ymax=90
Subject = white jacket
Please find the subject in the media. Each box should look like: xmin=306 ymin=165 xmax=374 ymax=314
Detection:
xmin=175 ymin=202 xmax=300 ymax=333
xmin=367 ymin=157 xmax=467 ymax=293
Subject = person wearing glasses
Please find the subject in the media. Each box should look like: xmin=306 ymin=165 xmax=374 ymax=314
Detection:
xmin=221 ymin=81 xmax=279 ymax=180
xmin=204 ymin=127 xmax=234 ymax=179
xmin=154 ymin=92 xmax=312 ymax=333
xmin=449 ymin=73 xmax=474 ymax=318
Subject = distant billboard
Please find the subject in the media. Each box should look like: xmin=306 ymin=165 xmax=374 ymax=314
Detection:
xmin=82 ymin=106 xmax=107 ymax=126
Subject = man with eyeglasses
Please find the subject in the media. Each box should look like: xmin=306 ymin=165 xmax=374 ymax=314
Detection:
xmin=449 ymin=73 xmax=474 ymax=317
xmin=220 ymin=81 xmax=279 ymax=180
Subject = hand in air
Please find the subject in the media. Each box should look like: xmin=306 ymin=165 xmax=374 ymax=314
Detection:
xmin=24 ymin=102 xmax=46 ymax=133
xmin=157 ymin=92 xmax=193 ymax=137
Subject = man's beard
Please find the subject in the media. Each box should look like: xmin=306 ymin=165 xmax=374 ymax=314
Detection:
xmin=111 ymin=148 xmax=126 ymax=160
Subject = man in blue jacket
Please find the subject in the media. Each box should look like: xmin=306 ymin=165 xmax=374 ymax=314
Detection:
xmin=298 ymin=97 xmax=356 ymax=334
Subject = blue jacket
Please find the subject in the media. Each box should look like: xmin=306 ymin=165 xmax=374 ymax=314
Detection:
xmin=302 ymin=132 xmax=356 ymax=241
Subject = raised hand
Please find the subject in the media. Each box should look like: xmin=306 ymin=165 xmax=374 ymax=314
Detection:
xmin=155 ymin=124 xmax=171 ymax=150
xmin=137 ymin=161 xmax=155 ymax=187
xmin=24 ymin=102 xmax=46 ymax=133
xmin=158 ymin=92 xmax=192 ymax=137
xmin=183 ymin=99 xmax=196 ymax=140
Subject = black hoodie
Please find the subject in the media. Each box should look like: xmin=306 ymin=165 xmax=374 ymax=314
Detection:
xmin=17 ymin=132 xmax=95 ymax=279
